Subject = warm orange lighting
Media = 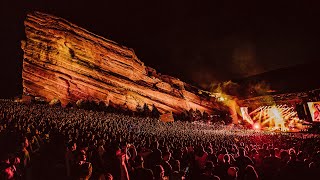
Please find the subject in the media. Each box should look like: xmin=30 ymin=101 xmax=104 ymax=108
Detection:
xmin=246 ymin=105 xmax=303 ymax=132
xmin=21 ymin=12 xmax=217 ymax=115
xmin=253 ymin=123 xmax=261 ymax=130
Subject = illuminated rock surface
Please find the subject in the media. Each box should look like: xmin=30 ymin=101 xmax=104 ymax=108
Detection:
xmin=21 ymin=12 xmax=217 ymax=114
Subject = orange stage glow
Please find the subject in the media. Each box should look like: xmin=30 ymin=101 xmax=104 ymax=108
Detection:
xmin=253 ymin=123 xmax=261 ymax=130
xmin=244 ymin=105 xmax=303 ymax=132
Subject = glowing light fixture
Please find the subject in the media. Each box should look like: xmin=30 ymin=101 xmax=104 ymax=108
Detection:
xmin=253 ymin=123 xmax=261 ymax=130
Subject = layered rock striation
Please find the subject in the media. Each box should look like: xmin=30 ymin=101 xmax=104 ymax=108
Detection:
xmin=22 ymin=12 xmax=217 ymax=114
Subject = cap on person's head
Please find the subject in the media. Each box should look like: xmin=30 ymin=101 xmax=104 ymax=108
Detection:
xmin=227 ymin=167 xmax=238 ymax=177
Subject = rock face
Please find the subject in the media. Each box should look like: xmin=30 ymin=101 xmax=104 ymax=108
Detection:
xmin=21 ymin=12 xmax=217 ymax=114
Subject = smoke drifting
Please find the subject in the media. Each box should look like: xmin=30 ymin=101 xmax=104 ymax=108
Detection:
xmin=209 ymin=80 xmax=277 ymax=124
xmin=210 ymin=81 xmax=241 ymax=124
xmin=210 ymin=80 xmax=240 ymax=97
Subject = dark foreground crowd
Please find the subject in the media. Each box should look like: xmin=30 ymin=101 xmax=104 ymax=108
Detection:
xmin=1 ymin=100 xmax=320 ymax=180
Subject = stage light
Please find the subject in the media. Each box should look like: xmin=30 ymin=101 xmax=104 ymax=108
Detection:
xmin=253 ymin=123 xmax=261 ymax=130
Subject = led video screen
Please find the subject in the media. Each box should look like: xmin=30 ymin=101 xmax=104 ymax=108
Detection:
xmin=307 ymin=102 xmax=320 ymax=122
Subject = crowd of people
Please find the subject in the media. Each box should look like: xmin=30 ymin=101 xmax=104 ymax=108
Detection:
xmin=1 ymin=99 xmax=320 ymax=180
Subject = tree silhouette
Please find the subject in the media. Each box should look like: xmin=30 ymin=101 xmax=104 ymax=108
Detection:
xmin=151 ymin=105 xmax=160 ymax=118
xmin=66 ymin=102 xmax=75 ymax=108
xmin=180 ymin=110 xmax=189 ymax=121
xmin=195 ymin=109 xmax=202 ymax=121
xmin=136 ymin=104 xmax=143 ymax=116
xmin=98 ymin=101 xmax=107 ymax=111
xmin=106 ymin=101 xmax=116 ymax=113
xmin=202 ymin=111 xmax=209 ymax=121
xmin=143 ymin=103 xmax=151 ymax=117
xmin=188 ymin=109 xmax=195 ymax=122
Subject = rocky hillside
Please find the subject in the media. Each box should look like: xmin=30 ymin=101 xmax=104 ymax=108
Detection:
xmin=21 ymin=12 xmax=217 ymax=114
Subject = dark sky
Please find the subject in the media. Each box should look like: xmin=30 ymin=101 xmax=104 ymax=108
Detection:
xmin=1 ymin=0 xmax=320 ymax=98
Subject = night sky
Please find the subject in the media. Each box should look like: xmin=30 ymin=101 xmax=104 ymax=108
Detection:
xmin=1 ymin=0 xmax=320 ymax=98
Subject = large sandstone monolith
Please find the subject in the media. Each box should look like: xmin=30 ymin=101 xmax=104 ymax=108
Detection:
xmin=22 ymin=12 xmax=217 ymax=114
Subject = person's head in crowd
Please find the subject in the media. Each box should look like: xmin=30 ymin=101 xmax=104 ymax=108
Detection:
xmin=21 ymin=137 xmax=29 ymax=149
xmin=223 ymin=154 xmax=231 ymax=164
xmin=170 ymin=171 xmax=185 ymax=180
xmin=244 ymin=165 xmax=258 ymax=180
xmin=204 ymin=161 xmax=214 ymax=172
xmin=297 ymin=151 xmax=304 ymax=161
xmin=0 ymin=164 xmax=14 ymax=180
xmin=218 ymin=154 xmax=224 ymax=163
xmin=289 ymin=148 xmax=296 ymax=161
xmin=263 ymin=143 xmax=268 ymax=150
xmin=187 ymin=145 xmax=194 ymax=153
xmin=134 ymin=155 xmax=144 ymax=168
xmin=250 ymin=148 xmax=258 ymax=156
xmin=198 ymin=144 xmax=205 ymax=153
xmin=109 ymin=143 xmax=122 ymax=157
xmin=153 ymin=165 xmax=165 ymax=180
xmin=35 ymin=129 xmax=40 ymax=135
xmin=245 ymin=146 xmax=250 ymax=154
xmin=77 ymin=161 xmax=92 ymax=180
xmin=105 ymin=173 xmax=113 ymax=180
xmin=269 ymin=148 xmax=275 ymax=157
xmin=280 ymin=150 xmax=289 ymax=162
xmin=206 ymin=146 xmax=213 ymax=154
xmin=8 ymin=155 xmax=20 ymax=167
xmin=227 ymin=167 xmax=238 ymax=179
xmin=309 ymin=161 xmax=316 ymax=169
xmin=162 ymin=151 xmax=171 ymax=162
xmin=80 ymin=143 xmax=89 ymax=152
xmin=238 ymin=147 xmax=246 ymax=157
xmin=151 ymin=141 xmax=159 ymax=150
xmin=161 ymin=145 xmax=169 ymax=154
xmin=220 ymin=147 xmax=228 ymax=154
xmin=264 ymin=149 xmax=270 ymax=157
xmin=274 ymin=148 xmax=280 ymax=157
xmin=213 ymin=176 xmax=220 ymax=180
xmin=313 ymin=151 xmax=320 ymax=162
xmin=67 ymin=141 xmax=77 ymax=151
xmin=77 ymin=150 xmax=87 ymax=162
xmin=153 ymin=149 xmax=163 ymax=164
xmin=240 ymin=142 xmax=244 ymax=147
xmin=171 ymin=160 xmax=180 ymax=172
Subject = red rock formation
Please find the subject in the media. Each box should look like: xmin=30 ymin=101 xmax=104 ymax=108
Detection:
xmin=21 ymin=12 xmax=217 ymax=114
